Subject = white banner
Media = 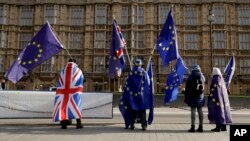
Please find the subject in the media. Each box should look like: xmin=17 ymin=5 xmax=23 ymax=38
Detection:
xmin=0 ymin=91 xmax=113 ymax=119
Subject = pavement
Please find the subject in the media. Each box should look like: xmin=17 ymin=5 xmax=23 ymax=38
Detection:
xmin=0 ymin=107 xmax=250 ymax=141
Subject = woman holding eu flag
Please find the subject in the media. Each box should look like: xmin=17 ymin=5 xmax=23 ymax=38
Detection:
xmin=207 ymin=67 xmax=232 ymax=132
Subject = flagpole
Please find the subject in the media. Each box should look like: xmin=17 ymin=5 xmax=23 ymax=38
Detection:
xmin=47 ymin=21 xmax=73 ymax=60
xmin=113 ymin=15 xmax=132 ymax=71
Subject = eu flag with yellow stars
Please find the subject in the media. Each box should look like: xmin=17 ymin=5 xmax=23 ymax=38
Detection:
xmin=5 ymin=21 xmax=64 ymax=83
xmin=164 ymin=57 xmax=187 ymax=103
xmin=156 ymin=9 xmax=179 ymax=66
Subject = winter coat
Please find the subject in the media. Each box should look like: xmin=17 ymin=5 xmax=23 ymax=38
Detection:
xmin=184 ymin=70 xmax=205 ymax=108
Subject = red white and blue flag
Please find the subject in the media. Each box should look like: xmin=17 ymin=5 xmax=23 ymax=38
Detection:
xmin=52 ymin=62 xmax=84 ymax=122
xmin=108 ymin=19 xmax=126 ymax=79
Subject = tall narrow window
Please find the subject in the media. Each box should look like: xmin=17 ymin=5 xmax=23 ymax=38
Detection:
xmin=0 ymin=5 xmax=7 ymax=24
xmin=214 ymin=31 xmax=225 ymax=49
xmin=94 ymin=56 xmax=105 ymax=73
xmin=184 ymin=5 xmax=197 ymax=25
xmin=71 ymin=6 xmax=84 ymax=26
xmin=0 ymin=31 xmax=6 ymax=48
xmin=239 ymin=33 xmax=250 ymax=50
xmin=159 ymin=4 xmax=169 ymax=24
xmin=132 ymin=31 xmax=144 ymax=48
xmin=240 ymin=58 xmax=250 ymax=74
xmin=40 ymin=57 xmax=54 ymax=73
xmin=20 ymin=6 xmax=33 ymax=26
xmin=121 ymin=6 xmax=130 ymax=25
xmin=44 ymin=5 xmax=57 ymax=24
xmin=95 ymin=5 xmax=106 ymax=24
xmin=137 ymin=6 xmax=144 ymax=25
xmin=69 ymin=33 xmax=82 ymax=49
xmin=94 ymin=32 xmax=105 ymax=48
xmin=214 ymin=57 xmax=225 ymax=71
xmin=213 ymin=4 xmax=225 ymax=24
xmin=185 ymin=58 xmax=198 ymax=70
xmin=19 ymin=33 xmax=32 ymax=49
xmin=159 ymin=59 xmax=171 ymax=74
xmin=238 ymin=5 xmax=250 ymax=25
xmin=184 ymin=33 xmax=198 ymax=50
xmin=0 ymin=55 xmax=4 ymax=72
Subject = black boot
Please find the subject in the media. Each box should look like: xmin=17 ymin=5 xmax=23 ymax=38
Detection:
xmin=61 ymin=120 xmax=67 ymax=129
xmin=221 ymin=124 xmax=227 ymax=131
xmin=196 ymin=125 xmax=203 ymax=132
xmin=76 ymin=119 xmax=83 ymax=129
xmin=211 ymin=125 xmax=220 ymax=132
xmin=188 ymin=125 xmax=195 ymax=132
xmin=130 ymin=124 xmax=135 ymax=130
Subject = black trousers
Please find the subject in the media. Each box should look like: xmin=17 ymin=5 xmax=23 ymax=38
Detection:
xmin=130 ymin=110 xmax=147 ymax=127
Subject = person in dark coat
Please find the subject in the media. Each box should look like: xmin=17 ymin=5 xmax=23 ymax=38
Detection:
xmin=184 ymin=65 xmax=205 ymax=132
xmin=207 ymin=67 xmax=232 ymax=132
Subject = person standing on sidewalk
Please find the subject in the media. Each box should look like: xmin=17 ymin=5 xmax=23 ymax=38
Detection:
xmin=119 ymin=59 xmax=153 ymax=131
xmin=52 ymin=59 xmax=85 ymax=129
xmin=184 ymin=65 xmax=205 ymax=132
xmin=207 ymin=67 xmax=232 ymax=132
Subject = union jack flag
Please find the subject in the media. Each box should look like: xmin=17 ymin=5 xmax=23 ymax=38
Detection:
xmin=108 ymin=19 xmax=126 ymax=78
xmin=52 ymin=62 xmax=84 ymax=122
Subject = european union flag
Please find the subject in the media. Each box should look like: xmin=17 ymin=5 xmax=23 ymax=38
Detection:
xmin=146 ymin=59 xmax=154 ymax=125
xmin=224 ymin=55 xmax=236 ymax=88
xmin=4 ymin=22 xmax=64 ymax=83
xmin=156 ymin=9 xmax=179 ymax=66
xmin=164 ymin=57 xmax=187 ymax=103
xmin=119 ymin=65 xmax=152 ymax=128
xmin=108 ymin=19 xmax=126 ymax=79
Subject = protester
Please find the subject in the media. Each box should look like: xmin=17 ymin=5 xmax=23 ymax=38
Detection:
xmin=119 ymin=59 xmax=153 ymax=131
xmin=52 ymin=59 xmax=85 ymax=129
xmin=184 ymin=65 xmax=205 ymax=132
xmin=207 ymin=67 xmax=232 ymax=132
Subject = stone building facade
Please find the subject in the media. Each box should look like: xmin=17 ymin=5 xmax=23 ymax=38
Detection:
xmin=0 ymin=0 xmax=249 ymax=95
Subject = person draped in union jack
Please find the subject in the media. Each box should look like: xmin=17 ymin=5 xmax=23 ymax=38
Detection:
xmin=52 ymin=59 xmax=85 ymax=129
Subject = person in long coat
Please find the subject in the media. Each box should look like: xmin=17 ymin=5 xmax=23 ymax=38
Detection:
xmin=207 ymin=67 xmax=232 ymax=132
xmin=184 ymin=65 xmax=205 ymax=132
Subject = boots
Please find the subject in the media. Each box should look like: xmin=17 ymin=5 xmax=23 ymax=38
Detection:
xmin=196 ymin=125 xmax=203 ymax=132
xmin=188 ymin=125 xmax=195 ymax=132
xmin=76 ymin=119 xmax=83 ymax=129
xmin=221 ymin=124 xmax=227 ymax=131
xmin=211 ymin=124 xmax=220 ymax=132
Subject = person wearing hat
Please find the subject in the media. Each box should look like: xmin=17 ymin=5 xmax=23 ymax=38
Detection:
xmin=184 ymin=64 xmax=205 ymax=132
xmin=207 ymin=67 xmax=232 ymax=132
xmin=119 ymin=58 xmax=152 ymax=131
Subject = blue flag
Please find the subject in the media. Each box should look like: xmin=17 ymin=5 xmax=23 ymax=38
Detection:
xmin=224 ymin=55 xmax=236 ymax=88
xmin=4 ymin=22 xmax=64 ymax=83
xmin=119 ymin=65 xmax=152 ymax=127
xmin=108 ymin=19 xmax=126 ymax=79
xmin=146 ymin=59 xmax=154 ymax=125
xmin=164 ymin=57 xmax=187 ymax=103
xmin=156 ymin=9 xmax=179 ymax=66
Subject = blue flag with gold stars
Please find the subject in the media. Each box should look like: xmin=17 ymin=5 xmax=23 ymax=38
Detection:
xmin=5 ymin=22 xmax=64 ymax=83
xmin=156 ymin=9 xmax=179 ymax=66
xmin=119 ymin=65 xmax=152 ymax=128
xmin=164 ymin=57 xmax=187 ymax=103
xmin=224 ymin=55 xmax=236 ymax=88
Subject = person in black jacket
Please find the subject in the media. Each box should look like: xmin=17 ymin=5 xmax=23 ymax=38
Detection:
xmin=184 ymin=65 xmax=205 ymax=132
